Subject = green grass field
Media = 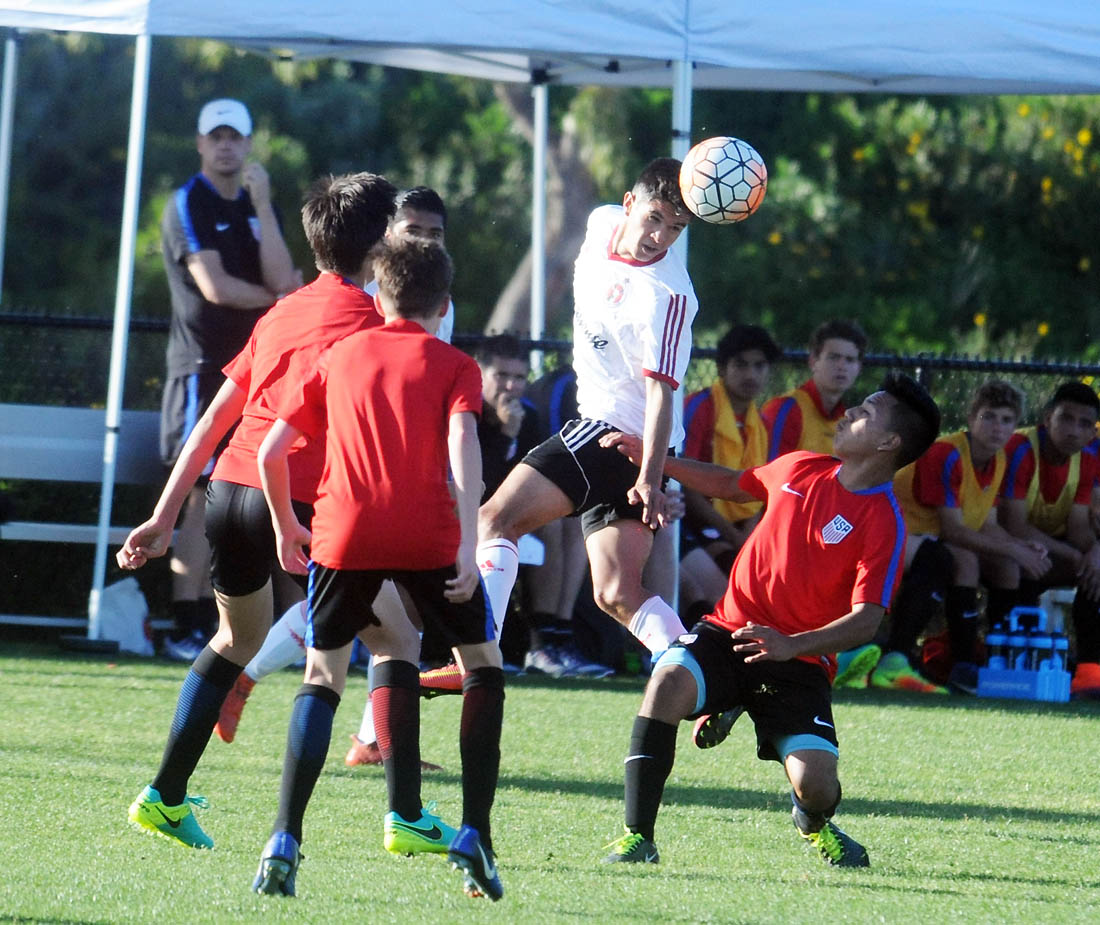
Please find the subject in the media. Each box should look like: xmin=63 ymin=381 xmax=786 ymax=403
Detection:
xmin=2 ymin=641 xmax=1099 ymax=924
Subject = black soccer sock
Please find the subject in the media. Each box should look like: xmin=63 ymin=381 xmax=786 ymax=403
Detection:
xmin=273 ymin=683 xmax=340 ymax=844
xmin=791 ymin=784 xmax=841 ymax=835
xmin=1071 ymin=591 xmax=1100 ymax=663
xmin=624 ymin=715 xmax=677 ymax=842
xmin=459 ymin=666 xmax=505 ymax=851
xmin=985 ymin=587 xmax=1019 ymax=629
xmin=886 ymin=539 xmax=952 ymax=656
xmin=151 ymin=647 xmax=242 ymax=806
xmin=945 ymin=586 xmax=980 ymax=665
xmin=371 ymin=660 xmax=422 ymax=822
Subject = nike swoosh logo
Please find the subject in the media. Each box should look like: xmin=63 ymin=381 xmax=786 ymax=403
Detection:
xmin=813 ymin=715 xmax=834 ymax=729
xmin=781 ymin=482 xmax=805 ymax=497
xmin=215 ymin=222 xmax=230 ymax=231
xmin=478 ymin=843 xmax=498 ymax=879
xmin=156 ymin=807 xmax=182 ymax=828
xmin=645 ymin=851 xmax=658 ymax=862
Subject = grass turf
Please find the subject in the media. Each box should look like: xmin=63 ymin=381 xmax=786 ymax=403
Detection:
xmin=2 ymin=641 xmax=1099 ymax=923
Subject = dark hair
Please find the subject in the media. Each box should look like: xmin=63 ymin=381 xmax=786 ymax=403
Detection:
xmin=631 ymin=157 xmax=689 ymax=215
xmin=475 ymin=333 xmax=525 ymax=367
xmin=880 ymin=372 xmax=941 ymax=468
xmin=968 ymin=380 xmax=1024 ymax=421
xmin=1049 ymin=381 xmax=1100 ymax=414
xmin=716 ymin=324 xmax=781 ymax=367
xmin=395 ymin=186 xmax=447 ymax=228
xmin=809 ymin=319 xmax=868 ymax=359
xmin=301 ymin=172 xmax=396 ymax=276
xmin=372 ymin=238 xmax=453 ymax=319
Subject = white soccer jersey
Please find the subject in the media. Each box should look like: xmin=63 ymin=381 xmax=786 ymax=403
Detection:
xmin=572 ymin=204 xmax=698 ymax=446
xmin=364 ymin=279 xmax=455 ymax=344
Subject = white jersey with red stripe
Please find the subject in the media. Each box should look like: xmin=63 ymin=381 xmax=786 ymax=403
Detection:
xmin=571 ymin=204 xmax=698 ymax=446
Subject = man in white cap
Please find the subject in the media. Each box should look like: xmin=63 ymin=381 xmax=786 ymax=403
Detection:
xmin=159 ymin=98 xmax=301 ymax=662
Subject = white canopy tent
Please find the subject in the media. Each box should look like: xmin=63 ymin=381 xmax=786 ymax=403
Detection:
xmin=0 ymin=1 xmax=1098 ymax=636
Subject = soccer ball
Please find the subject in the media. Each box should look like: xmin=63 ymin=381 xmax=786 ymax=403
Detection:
xmin=678 ymin=136 xmax=767 ymax=224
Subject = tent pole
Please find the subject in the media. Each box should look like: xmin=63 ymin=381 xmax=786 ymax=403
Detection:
xmin=530 ymin=77 xmax=548 ymax=374
xmin=665 ymin=58 xmax=694 ymax=616
xmin=0 ymin=31 xmax=19 ymax=303
xmin=88 ymin=32 xmax=151 ymax=639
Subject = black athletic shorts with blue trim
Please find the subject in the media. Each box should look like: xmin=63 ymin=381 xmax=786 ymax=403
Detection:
xmin=307 ymin=563 xmax=495 ymax=652
xmin=204 ymin=479 xmax=312 ymax=597
xmin=520 ymin=418 xmax=670 ymax=539
xmin=669 ymin=619 xmax=838 ymax=762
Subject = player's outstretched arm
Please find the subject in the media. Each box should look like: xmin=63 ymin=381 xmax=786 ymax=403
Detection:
xmin=116 ymin=378 xmax=246 ymax=570
xmin=600 ymin=430 xmax=753 ymax=503
xmin=446 ymin=410 xmax=482 ymax=602
xmin=257 ymin=418 xmax=312 ymax=575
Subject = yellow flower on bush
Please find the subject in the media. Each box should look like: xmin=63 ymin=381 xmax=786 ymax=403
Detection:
xmin=974 ymin=312 xmax=987 ymax=328
xmin=1037 ymin=322 xmax=1050 ymax=337
xmin=1017 ymin=103 xmax=1031 ymax=117
xmin=1078 ymin=128 xmax=1093 ymax=147
xmin=767 ymin=230 xmax=782 ymax=245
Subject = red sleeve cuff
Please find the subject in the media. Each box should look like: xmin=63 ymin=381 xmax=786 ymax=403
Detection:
xmin=643 ymin=368 xmax=679 ymax=389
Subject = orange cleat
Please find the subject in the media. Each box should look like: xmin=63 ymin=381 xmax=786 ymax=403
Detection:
xmin=214 ymin=672 xmax=255 ymax=743
xmin=345 ymin=734 xmax=442 ymax=771
xmin=420 ymin=663 xmax=464 ymax=698
xmin=1071 ymin=661 xmax=1100 ymax=699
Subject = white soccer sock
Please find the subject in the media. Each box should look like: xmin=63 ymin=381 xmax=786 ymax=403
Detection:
xmin=628 ymin=596 xmax=687 ymax=655
xmin=244 ymin=600 xmax=308 ymax=680
xmin=476 ymin=537 xmax=519 ymax=637
xmin=357 ymin=656 xmax=377 ymax=745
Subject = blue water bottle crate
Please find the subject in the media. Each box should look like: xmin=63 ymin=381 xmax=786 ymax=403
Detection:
xmin=977 ymin=606 xmax=1071 ymax=703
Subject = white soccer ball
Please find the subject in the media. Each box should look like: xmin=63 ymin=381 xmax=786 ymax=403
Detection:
xmin=679 ymin=136 xmax=768 ymax=224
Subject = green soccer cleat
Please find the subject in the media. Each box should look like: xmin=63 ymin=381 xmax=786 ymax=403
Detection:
xmin=870 ymin=651 xmax=949 ymax=694
xmin=833 ymin=643 xmax=882 ymax=688
xmin=128 ymin=785 xmax=213 ymax=849
xmin=384 ymin=801 xmax=457 ymax=856
xmin=793 ymin=810 xmax=870 ymax=868
xmin=602 ymin=829 xmax=660 ymax=864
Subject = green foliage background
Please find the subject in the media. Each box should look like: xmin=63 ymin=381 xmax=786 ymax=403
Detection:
xmin=5 ymin=33 xmax=1100 ymax=361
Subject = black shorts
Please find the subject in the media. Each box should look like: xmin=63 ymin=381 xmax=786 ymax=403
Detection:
xmin=204 ymin=479 xmax=312 ymax=597
xmin=669 ymin=620 xmax=838 ymax=763
xmin=521 ymin=418 xmax=669 ymax=539
xmin=160 ymin=370 xmax=236 ymax=467
xmin=307 ymin=563 xmax=494 ymax=652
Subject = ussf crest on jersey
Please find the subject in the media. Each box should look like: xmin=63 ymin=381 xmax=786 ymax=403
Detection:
xmin=821 ymin=514 xmax=854 ymax=545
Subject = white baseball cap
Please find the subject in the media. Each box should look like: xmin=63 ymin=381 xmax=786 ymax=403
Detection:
xmin=197 ymin=98 xmax=252 ymax=137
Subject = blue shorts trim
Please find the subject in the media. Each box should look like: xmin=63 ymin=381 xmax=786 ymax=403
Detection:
xmin=774 ymin=733 xmax=839 ymax=762
xmin=653 ymin=646 xmax=706 ymax=715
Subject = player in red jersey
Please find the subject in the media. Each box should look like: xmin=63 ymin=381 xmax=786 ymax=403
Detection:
xmin=252 ymin=239 xmax=504 ymax=902
xmin=1001 ymin=381 xmax=1100 ymax=697
xmin=600 ymin=373 xmax=940 ymax=869
xmin=118 ymin=173 xmax=396 ymax=851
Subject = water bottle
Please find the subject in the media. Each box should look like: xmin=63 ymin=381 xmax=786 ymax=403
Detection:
xmin=1028 ymin=629 xmax=1053 ymax=671
xmin=1007 ymin=625 xmax=1030 ymax=671
xmin=1051 ymin=631 xmax=1070 ymax=672
xmin=984 ymin=622 xmax=1008 ymax=670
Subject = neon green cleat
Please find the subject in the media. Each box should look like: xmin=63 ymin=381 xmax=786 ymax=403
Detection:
xmin=870 ymin=651 xmax=949 ymax=694
xmin=384 ymin=801 xmax=457 ymax=856
xmin=128 ymin=785 xmax=213 ymax=849
xmin=833 ymin=643 xmax=882 ymax=688
xmin=793 ymin=809 xmax=869 ymax=868
xmin=602 ymin=829 xmax=659 ymax=864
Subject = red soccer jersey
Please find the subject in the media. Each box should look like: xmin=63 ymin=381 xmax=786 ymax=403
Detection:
xmin=212 ymin=273 xmax=382 ymax=503
xmin=911 ymin=437 xmax=1001 ymax=509
xmin=705 ymin=452 xmax=907 ymax=679
xmin=760 ymin=379 xmax=845 ymax=461
xmin=277 ymin=318 xmax=483 ymax=570
xmin=1002 ymin=428 xmax=1097 ymax=506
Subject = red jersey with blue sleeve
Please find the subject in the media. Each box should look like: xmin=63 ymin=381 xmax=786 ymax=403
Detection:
xmin=704 ymin=452 xmax=907 ymax=679
xmin=275 ymin=318 xmax=483 ymax=571
xmin=1002 ymin=429 xmax=1096 ymax=506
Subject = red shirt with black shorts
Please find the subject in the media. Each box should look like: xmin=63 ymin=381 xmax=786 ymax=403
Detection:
xmin=706 ymin=451 xmax=907 ymax=681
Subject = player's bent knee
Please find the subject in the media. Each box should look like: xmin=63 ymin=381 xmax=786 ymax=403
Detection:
xmin=641 ymin=658 xmax=701 ymax=722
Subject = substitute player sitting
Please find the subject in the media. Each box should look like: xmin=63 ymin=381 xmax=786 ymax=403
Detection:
xmin=477 ymin=157 xmax=696 ymax=659
xmin=253 ymin=239 xmax=504 ymax=902
xmin=600 ymin=373 xmax=940 ymax=869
